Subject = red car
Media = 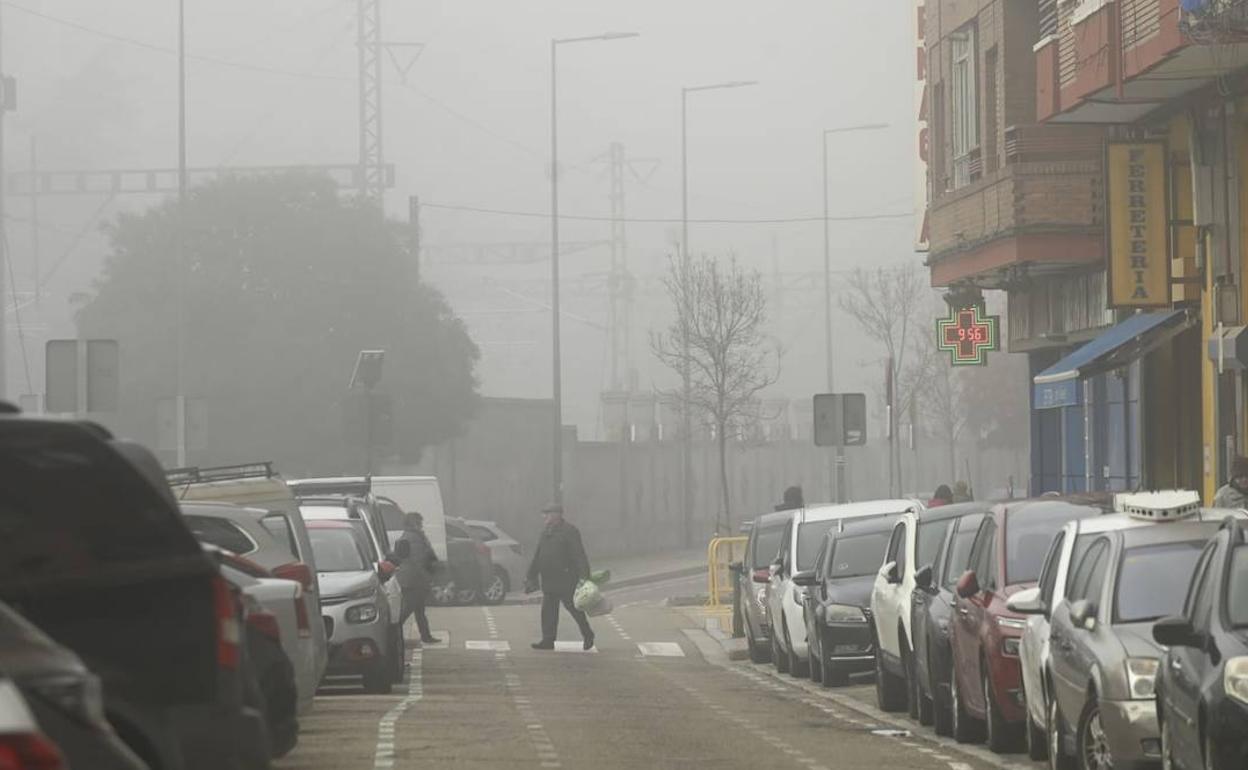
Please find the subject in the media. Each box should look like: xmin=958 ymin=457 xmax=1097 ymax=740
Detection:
xmin=950 ymin=495 xmax=1110 ymax=752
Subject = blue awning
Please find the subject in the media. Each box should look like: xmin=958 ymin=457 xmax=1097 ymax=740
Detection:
xmin=1033 ymin=310 xmax=1191 ymax=409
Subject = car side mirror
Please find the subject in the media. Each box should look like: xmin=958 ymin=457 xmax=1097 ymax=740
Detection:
xmin=751 ymin=568 xmax=770 ymax=584
xmin=955 ymin=570 xmax=980 ymax=599
xmin=1153 ymin=616 xmax=1199 ymax=648
xmin=914 ymin=564 xmax=933 ymax=592
xmin=1006 ymin=586 xmax=1045 ymax=615
xmin=792 ymin=570 xmax=817 ymax=587
xmin=1069 ymin=599 xmax=1097 ymax=631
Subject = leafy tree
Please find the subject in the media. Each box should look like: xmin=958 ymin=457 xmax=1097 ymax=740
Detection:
xmin=651 ymin=255 xmax=780 ymax=533
xmin=75 ymin=173 xmax=479 ymax=473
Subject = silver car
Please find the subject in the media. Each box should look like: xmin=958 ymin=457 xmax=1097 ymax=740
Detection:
xmin=1046 ymin=519 xmax=1225 ymax=770
xmin=307 ymin=520 xmax=401 ymax=694
xmin=732 ymin=511 xmax=791 ymax=664
xmin=462 ymin=519 xmax=524 ymax=602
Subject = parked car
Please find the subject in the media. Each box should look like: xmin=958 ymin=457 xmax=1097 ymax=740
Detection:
xmin=1154 ymin=516 xmax=1248 ymax=770
xmin=0 ymin=412 xmax=269 ymax=770
xmin=288 ymin=476 xmax=448 ymax=561
xmin=0 ymin=674 xmax=66 ymax=770
xmin=306 ymin=520 xmax=402 ymax=694
xmin=1010 ymin=503 xmax=1246 ymax=762
xmin=299 ymin=496 xmax=405 ymax=675
xmin=950 ymin=495 xmax=1111 ymax=751
xmin=0 ymin=600 xmax=147 ymax=770
xmin=768 ymin=500 xmax=922 ymax=677
xmin=732 ymin=511 xmax=791 ymax=664
xmin=796 ymin=517 xmax=896 ymax=687
xmin=1044 ymin=515 xmax=1223 ymax=770
xmin=463 ymin=519 xmax=525 ymax=603
xmin=181 ymin=502 xmax=325 ymax=714
xmin=432 ymin=518 xmax=498 ymax=606
xmin=911 ymin=505 xmax=989 ymax=736
xmin=872 ymin=503 xmax=972 ymax=718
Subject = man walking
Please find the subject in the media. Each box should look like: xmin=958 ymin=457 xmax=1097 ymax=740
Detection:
xmin=392 ymin=512 xmax=441 ymax=645
xmin=525 ymin=504 xmax=595 ymax=651
xmin=1214 ymin=456 xmax=1248 ymax=509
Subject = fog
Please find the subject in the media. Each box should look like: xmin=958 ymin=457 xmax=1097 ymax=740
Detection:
xmin=5 ymin=0 xmax=917 ymax=437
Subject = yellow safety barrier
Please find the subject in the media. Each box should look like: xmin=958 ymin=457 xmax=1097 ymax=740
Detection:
xmin=706 ymin=535 xmax=749 ymax=608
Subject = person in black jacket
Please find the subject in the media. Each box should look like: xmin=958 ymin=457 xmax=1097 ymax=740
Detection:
xmin=391 ymin=512 xmax=440 ymax=645
xmin=525 ymin=505 xmax=594 ymax=650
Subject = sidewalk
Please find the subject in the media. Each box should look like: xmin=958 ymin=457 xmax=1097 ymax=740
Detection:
xmin=593 ymin=547 xmax=707 ymax=588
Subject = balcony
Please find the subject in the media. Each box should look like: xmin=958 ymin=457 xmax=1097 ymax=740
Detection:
xmin=1038 ymin=0 xmax=1248 ymax=124
xmin=927 ymin=125 xmax=1105 ymax=288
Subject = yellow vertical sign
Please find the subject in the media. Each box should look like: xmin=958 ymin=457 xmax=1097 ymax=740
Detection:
xmin=1108 ymin=141 xmax=1171 ymax=307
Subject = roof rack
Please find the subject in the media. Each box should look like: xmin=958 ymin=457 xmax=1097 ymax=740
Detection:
xmin=1116 ymin=490 xmax=1201 ymax=521
xmin=165 ymin=462 xmax=276 ymax=486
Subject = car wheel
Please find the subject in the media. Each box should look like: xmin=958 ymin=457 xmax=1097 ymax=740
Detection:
xmin=389 ymin=625 xmax=406 ymax=683
xmin=773 ymin=632 xmax=790 ymax=674
xmin=1159 ymin=710 xmax=1176 ymax=770
xmin=1049 ymin=690 xmax=1075 ymax=770
xmin=747 ymin=624 xmax=770 ymax=664
xmin=362 ymin=663 xmax=392 ymax=695
xmin=481 ymin=568 xmax=508 ymax=605
xmin=1076 ymin=696 xmax=1112 ymax=770
xmin=984 ymin=667 xmax=1019 ymax=753
xmin=1204 ymin=726 xmax=1223 ymax=770
xmin=950 ymin=666 xmax=982 ymax=744
xmin=430 ymin=580 xmax=455 ymax=606
xmin=1027 ymin=703 xmax=1050 ymax=761
xmin=930 ymin=648 xmax=953 ymax=737
xmin=786 ymin=625 xmax=809 ymax=678
xmin=874 ymin=642 xmax=907 ymax=712
xmin=732 ymin=596 xmax=745 ymax=638
xmin=808 ymin=635 xmax=823 ymax=683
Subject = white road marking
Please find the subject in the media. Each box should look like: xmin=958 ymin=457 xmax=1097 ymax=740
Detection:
xmin=637 ymin=641 xmax=685 ymax=657
xmin=465 ymin=640 xmax=511 ymax=651
xmin=371 ymin=648 xmax=422 ymax=770
xmin=552 ymin=641 xmax=597 ymax=653
xmin=605 ymin=615 xmax=633 ymax=641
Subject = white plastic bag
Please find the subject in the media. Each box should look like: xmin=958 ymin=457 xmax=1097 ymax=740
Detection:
xmin=573 ymin=578 xmax=602 ymax=611
xmin=584 ymin=594 xmax=612 ymax=617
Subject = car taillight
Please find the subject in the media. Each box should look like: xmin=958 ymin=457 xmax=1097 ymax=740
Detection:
xmin=0 ymin=732 xmax=67 ymax=770
xmin=293 ymin=591 xmax=312 ymax=640
xmin=213 ymin=576 xmax=241 ymax=671
xmin=273 ymin=562 xmax=315 ymax=593
xmin=752 ymin=568 xmax=770 ymax=582
xmin=475 ymin=542 xmax=489 ymax=557
xmin=247 ymin=611 xmax=282 ymax=643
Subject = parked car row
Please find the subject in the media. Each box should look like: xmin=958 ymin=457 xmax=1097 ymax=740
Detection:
xmin=734 ymin=490 xmax=1248 ymax=770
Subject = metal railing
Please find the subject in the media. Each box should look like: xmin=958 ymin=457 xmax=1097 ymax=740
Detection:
xmin=706 ymin=535 xmax=749 ymax=608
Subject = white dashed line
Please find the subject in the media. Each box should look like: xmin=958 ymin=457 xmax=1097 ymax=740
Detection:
xmin=371 ymin=648 xmax=422 ymax=770
xmin=637 ymin=642 xmax=685 ymax=657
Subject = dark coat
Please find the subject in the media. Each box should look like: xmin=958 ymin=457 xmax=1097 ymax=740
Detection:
xmin=394 ymin=528 xmax=438 ymax=593
xmin=526 ymin=520 xmax=590 ymax=596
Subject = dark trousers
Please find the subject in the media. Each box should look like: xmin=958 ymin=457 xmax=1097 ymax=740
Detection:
xmin=540 ymin=590 xmax=592 ymax=642
xmin=400 ymin=589 xmax=433 ymax=640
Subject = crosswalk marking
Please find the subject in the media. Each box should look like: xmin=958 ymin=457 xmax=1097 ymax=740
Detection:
xmin=552 ymin=641 xmax=598 ymax=653
xmin=465 ymin=640 xmax=511 ymax=651
xmin=637 ymin=642 xmax=685 ymax=657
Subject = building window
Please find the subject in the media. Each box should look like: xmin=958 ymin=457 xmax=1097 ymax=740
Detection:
xmin=950 ymin=26 xmax=978 ymax=189
xmin=1039 ymin=0 xmax=1058 ymax=39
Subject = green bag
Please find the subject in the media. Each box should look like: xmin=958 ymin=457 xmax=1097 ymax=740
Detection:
xmin=589 ymin=569 xmax=611 ymax=585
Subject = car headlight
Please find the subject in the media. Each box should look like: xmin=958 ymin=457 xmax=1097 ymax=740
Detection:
xmin=997 ymin=616 xmax=1027 ymax=631
xmin=824 ymin=604 xmax=867 ymax=625
xmin=27 ymin=673 xmax=106 ymax=727
xmin=346 ymin=602 xmax=380 ymax=624
xmin=1126 ymin=657 xmax=1159 ymax=700
xmin=755 ymin=588 xmax=767 ymax=607
xmin=1224 ymin=656 xmax=1248 ymax=705
xmin=1002 ymin=637 xmax=1021 ymax=656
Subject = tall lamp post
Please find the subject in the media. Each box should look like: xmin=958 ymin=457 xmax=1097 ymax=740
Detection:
xmin=550 ymin=32 xmax=638 ymax=508
xmin=679 ymin=80 xmax=756 ymax=544
xmin=821 ymin=122 xmax=887 ymax=503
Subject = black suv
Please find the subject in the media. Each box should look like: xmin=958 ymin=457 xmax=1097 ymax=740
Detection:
xmin=1154 ymin=517 xmax=1248 ymax=770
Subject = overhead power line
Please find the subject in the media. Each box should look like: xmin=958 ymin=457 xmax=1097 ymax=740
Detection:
xmin=420 ymin=201 xmax=912 ymax=225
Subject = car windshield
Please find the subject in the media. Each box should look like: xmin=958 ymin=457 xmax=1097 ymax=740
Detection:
xmin=752 ymin=523 xmax=786 ymax=569
xmin=1007 ymin=504 xmax=1099 ymax=584
xmin=797 ymin=520 xmax=840 ymax=571
xmin=1116 ymin=541 xmax=1206 ymax=624
xmin=308 ymin=528 xmax=368 ymax=572
xmin=184 ymin=515 xmax=256 ymax=555
xmin=826 ymin=531 xmax=891 ymax=578
xmin=942 ymin=514 xmax=985 ymax=589
xmin=1227 ymin=546 xmax=1248 ymax=627
xmin=1066 ymin=533 xmax=1099 ymax=593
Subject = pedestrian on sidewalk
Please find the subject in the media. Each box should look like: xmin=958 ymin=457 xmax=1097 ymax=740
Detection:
xmin=1214 ymin=456 xmax=1248 ymax=509
xmin=525 ymin=504 xmax=595 ymax=651
xmin=774 ymin=485 xmax=804 ymax=512
xmin=392 ymin=512 xmax=441 ymax=645
xmin=928 ymin=484 xmax=953 ymax=508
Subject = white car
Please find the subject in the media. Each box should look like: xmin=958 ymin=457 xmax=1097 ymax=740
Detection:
xmin=870 ymin=504 xmax=952 ymax=712
xmin=1009 ymin=504 xmax=1248 ymax=761
xmin=768 ymin=499 xmax=922 ymax=677
xmin=462 ymin=519 xmax=525 ymax=603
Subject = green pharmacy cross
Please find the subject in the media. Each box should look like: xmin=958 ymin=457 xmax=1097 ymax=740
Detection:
xmin=936 ymin=305 xmax=1000 ymax=366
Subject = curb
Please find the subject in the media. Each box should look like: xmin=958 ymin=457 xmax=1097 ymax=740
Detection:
xmin=703 ymin=617 xmax=749 ymax=661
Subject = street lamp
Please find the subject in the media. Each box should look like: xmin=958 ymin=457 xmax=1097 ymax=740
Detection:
xmin=821 ymin=122 xmax=887 ymax=502
xmin=678 ymin=79 xmax=756 ymax=545
xmin=549 ymin=31 xmax=639 ymax=507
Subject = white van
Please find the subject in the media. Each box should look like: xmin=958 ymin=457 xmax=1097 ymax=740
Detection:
xmin=287 ymin=476 xmax=448 ymax=560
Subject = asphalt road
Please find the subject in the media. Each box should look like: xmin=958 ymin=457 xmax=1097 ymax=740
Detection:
xmin=277 ymin=576 xmax=1024 ymax=770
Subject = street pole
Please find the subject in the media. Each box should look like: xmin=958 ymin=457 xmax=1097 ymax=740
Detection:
xmin=821 ymin=122 xmax=886 ymax=503
xmin=0 ymin=2 xmax=8 ymax=400
xmin=679 ymin=80 xmax=756 ymax=544
xmin=175 ymin=0 xmax=188 ymax=466
xmin=549 ymin=32 xmax=638 ymax=509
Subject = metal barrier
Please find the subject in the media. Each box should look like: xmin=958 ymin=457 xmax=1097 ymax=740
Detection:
xmin=706 ymin=535 xmax=749 ymax=607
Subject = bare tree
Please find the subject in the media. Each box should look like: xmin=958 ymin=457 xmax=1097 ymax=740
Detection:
xmin=839 ymin=265 xmax=928 ymax=494
xmin=652 ymin=255 xmax=780 ymax=532
xmin=909 ymin=311 xmax=968 ymax=484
